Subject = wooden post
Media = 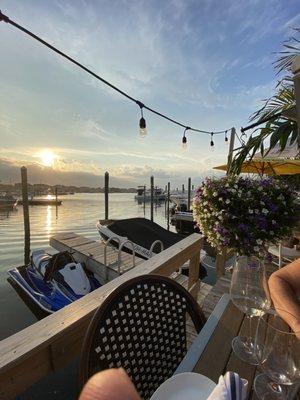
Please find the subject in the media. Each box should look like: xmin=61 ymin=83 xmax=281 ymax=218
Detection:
xmin=55 ymin=187 xmax=58 ymax=219
xmin=104 ymin=172 xmax=109 ymax=220
xmin=182 ymin=184 xmax=185 ymax=193
xmin=21 ymin=167 xmax=30 ymax=265
xmin=143 ymin=185 xmax=146 ymax=216
xmin=150 ymin=176 xmax=154 ymax=222
xmin=187 ymin=177 xmax=191 ymax=210
xmin=192 ymin=184 xmax=194 ymax=190
xmin=292 ymin=56 xmax=300 ymax=148
xmin=188 ymin=251 xmax=200 ymax=298
xmin=226 ymin=127 xmax=236 ymax=175
xmin=216 ymin=248 xmax=227 ymax=278
xmin=167 ymin=182 xmax=170 ymax=231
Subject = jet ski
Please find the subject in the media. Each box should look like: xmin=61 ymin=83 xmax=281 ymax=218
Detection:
xmin=8 ymin=250 xmax=101 ymax=316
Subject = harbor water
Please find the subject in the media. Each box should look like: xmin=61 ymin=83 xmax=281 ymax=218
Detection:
xmin=0 ymin=193 xmax=173 ymax=340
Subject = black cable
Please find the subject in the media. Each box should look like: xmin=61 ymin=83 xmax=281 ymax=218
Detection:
xmin=0 ymin=10 xmax=231 ymax=135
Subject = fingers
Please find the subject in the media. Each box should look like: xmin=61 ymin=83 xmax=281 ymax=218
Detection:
xmin=79 ymin=368 xmax=141 ymax=400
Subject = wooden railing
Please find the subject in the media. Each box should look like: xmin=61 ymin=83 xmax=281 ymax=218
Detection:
xmin=0 ymin=233 xmax=203 ymax=399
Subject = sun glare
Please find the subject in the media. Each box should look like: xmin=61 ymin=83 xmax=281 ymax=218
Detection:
xmin=38 ymin=150 xmax=57 ymax=167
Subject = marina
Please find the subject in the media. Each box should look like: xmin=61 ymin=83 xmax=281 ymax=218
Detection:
xmin=1 ymin=3 xmax=300 ymax=400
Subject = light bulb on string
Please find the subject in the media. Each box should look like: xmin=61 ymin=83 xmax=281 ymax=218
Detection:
xmin=182 ymin=127 xmax=190 ymax=150
xmin=137 ymin=101 xmax=147 ymax=137
xmin=225 ymin=130 xmax=228 ymax=144
xmin=210 ymin=132 xmax=215 ymax=151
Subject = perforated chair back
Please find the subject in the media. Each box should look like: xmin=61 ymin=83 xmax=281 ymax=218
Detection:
xmin=79 ymin=274 xmax=206 ymax=399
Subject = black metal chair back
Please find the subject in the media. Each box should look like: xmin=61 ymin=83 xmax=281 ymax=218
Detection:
xmin=80 ymin=274 xmax=206 ymax=399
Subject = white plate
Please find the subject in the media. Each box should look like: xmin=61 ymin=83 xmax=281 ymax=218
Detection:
xmin=150 ymin=372 xmax=216 ymax=400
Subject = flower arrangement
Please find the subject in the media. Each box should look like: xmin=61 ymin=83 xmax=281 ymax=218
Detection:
xmin=193 ymin=176 xmax=298 ymax=256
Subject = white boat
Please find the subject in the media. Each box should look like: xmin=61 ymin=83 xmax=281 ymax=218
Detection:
xmin=0 ymin=193 xmax=18 ymax=209
xmin=134 ymin=186 xmax=166 ymax=202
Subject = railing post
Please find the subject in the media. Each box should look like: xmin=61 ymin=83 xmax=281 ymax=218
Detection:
xmin=21 ymin=166 xmax=30 ymax=265
xmin=150 ymin=176 xmax=154 ymax=222
xmin=104 ymin=171 xmax=109 ymax=220
xmin=188 ymin=250 xmax=200 ymax=299
xmin=216 ymin=248 xmax=227 ymax=278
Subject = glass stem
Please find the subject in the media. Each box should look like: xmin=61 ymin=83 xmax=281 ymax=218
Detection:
xmin=248 ymin=314 xmax=253 ymax=346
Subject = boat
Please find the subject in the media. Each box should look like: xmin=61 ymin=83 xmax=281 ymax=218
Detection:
xmin=134 ymin=186 xmax=166 ymax=202
xmin=170 ymin=211 xmax=199 ymax=234
xmin=0 ymin=193 xmax=18 ymax=209
xmin=97 ymin=217 xmax=207 ymax=278
xmin=8 ymin=250 xmax=101 ymax=316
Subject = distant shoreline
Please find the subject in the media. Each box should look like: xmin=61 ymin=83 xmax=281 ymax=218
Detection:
xmin=0 ymin=183 xmax=137 ymax=194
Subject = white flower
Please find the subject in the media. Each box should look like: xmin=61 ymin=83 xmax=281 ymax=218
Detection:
xmin=260 ymin=201 xmax=265 ymax=206
xmin=272 ymin=220 xmax=276 ymax=225
xmin=218 ymin=198 xmax=223 ymax=202
xmin=225 ymin=199 xmax=230 ymax=204
xmin=256 ymin=239 xmax=263 ymax=245
xmin=249 ymin=209 xmax=253 ymax=214
xmin=254 ymin=246 xmax=260 ymax=251
xmin=213 ymin=192 xmax=218 ymax=197
xmin=262 ymin=208 xmax=269 ymax=214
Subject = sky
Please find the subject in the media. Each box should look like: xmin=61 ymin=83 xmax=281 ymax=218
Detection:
xmin=0 ymin=0 xmax=299 ymax=188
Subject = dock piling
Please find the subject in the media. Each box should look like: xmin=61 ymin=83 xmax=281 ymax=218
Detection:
xmin=187 ymin=177 xmax=191 ymax=210
xmin=167 ymin=182 xmax=170 ymax=231
xmin=21 ymin=166 xmax=30 ymax=265
xmin=150 ymin=176 xmax=154 ymax=221
xmin=104 ymin=171 xmax=109 ymax=220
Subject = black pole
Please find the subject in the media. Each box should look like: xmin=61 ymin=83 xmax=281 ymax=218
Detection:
xmin=104 ymin=171 xmax=109 ymax=220
xmin=150 ymin=176 xmax=154 ymax=222
xmin=167 ymin=182 xmax=170 ymax=231
xmin=21 ymin=166 xmax=30 ymax=265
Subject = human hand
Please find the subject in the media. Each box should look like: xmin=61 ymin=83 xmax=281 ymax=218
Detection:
xmin=79 ymin=368 xmax=141 ymax=400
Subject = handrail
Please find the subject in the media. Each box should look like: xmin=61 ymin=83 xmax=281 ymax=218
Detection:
xmin=149 ymin=240 xmax=164 ymax=257
xmin=0 ymin=233 xmax=203 ymax=400
xmin=104 ymin=236 xmax=121 ymax=267
xmin=118 ymin=240 xmax=136 ymax=274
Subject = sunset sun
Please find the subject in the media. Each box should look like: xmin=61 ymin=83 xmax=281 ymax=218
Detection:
xmin=38 ymin=150 xmax=57 ymax=167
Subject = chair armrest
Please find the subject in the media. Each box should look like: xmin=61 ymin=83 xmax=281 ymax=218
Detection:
xmin=174 ymin=293 xmax=230 ymax=374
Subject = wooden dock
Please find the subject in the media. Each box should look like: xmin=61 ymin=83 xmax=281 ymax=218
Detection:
xmin=50 ymin=231 xmax=143 ymax=284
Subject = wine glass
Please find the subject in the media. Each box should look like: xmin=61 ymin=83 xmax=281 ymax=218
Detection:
xmin=230 ymin=255 xmax=271 ymax=365
xmin=254 ymin=313 xmax=300 ymax=399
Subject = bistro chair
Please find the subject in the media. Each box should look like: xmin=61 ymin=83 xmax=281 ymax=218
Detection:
xmin=79 ymin=274 xmax=206 ymax=399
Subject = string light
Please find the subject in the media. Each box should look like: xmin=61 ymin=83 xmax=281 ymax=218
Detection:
xmin=0 ymin=10 xmax=233 ymax=148
xmin=210 ymin=132 xmax=215 ymax=150
xmin=225 ymin=130 xmax=228 ymax=144
xmin=137 ymin=101 xmax=147 ymax=137
xmin=182 ymin=127 xmax=190 ymax=150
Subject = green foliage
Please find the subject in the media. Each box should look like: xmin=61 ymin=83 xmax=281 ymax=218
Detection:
xmin=230 ymin=29 xmax=299 ymax=175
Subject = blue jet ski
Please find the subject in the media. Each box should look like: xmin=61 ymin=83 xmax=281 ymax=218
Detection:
xmin=8 ymin=250 xmax=101 ymax=316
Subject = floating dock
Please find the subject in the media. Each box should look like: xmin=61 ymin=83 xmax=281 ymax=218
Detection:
xmin=18 ymin=199 xmax=62 ymax=206
xmin=50 ymin=231 xmax=143 ymax=284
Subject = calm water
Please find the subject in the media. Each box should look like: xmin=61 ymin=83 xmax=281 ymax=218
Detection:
xmin=0 ymin=193 xmax=171 ymax=339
